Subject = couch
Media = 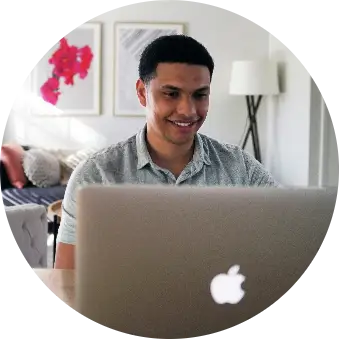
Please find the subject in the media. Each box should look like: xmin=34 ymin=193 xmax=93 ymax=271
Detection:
xmin=1 ymin=159 xmax=66 ymax=208
xmin=5 ymin=203 xmax=48 ymax=268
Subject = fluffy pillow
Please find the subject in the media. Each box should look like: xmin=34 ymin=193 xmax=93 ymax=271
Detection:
xmin=62 ymin=148 xmax=96 ymax=170
xmin=41 ymin=149 xmax=74 ymax=185
xmin=23 ymin=149 xmax=61 ymax=187
xmin=1 ymin=144 xmax=28 ymax=188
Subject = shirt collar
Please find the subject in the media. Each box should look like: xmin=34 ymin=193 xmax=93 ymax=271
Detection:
xmin=136 ymin=124 xmax=211 ymax=170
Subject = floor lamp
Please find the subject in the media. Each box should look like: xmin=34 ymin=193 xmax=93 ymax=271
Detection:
xmin=229 ymin=60 xmax=280 ymax=163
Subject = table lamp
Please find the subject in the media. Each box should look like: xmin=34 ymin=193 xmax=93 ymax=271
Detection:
xmin=229 ymin=60 xmax=280 ymax=163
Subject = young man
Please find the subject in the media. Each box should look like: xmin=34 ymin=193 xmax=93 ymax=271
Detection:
xmin=55 ymin=35 xmax=279 ymax=269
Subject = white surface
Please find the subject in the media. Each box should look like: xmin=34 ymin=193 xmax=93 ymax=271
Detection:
xmin=229 ymin=60 xmax=280 ymax=95
xmin=210 ymin=265 xmax=246 ymax=305
xmin=266 ymin=35 xmax=312 ymax=186
xmin=321 ymin=102 xmax=339 ymax=187
xmin=318 ymin=98 xmax=326 ymax=186
xmin=266 ymin=35 xmax=338 ymax=187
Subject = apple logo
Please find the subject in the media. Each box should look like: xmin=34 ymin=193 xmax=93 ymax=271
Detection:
xmin=210 ymin=265 xmax=246 ymax=304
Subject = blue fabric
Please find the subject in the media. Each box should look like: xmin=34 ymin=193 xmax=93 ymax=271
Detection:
xmin=2 ymin=185 xmax=66 ymax=207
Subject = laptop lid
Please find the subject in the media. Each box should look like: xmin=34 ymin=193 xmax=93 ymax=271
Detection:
xmin=75 ymin=185 xmax=336 ymax=338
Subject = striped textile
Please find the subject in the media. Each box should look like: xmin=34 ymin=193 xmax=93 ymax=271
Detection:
xmin=2 ymin=185 xmax=66 ymax=208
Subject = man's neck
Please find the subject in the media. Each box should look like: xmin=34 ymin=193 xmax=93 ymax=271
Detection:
xmin=146 ymin=130 xmax=195 ymax=177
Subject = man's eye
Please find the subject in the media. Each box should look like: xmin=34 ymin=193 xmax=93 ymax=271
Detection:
xmin=164 ymin=92 xmax=179 ymax=98
xmin=194 ymin=93 xmax=208 ymax=99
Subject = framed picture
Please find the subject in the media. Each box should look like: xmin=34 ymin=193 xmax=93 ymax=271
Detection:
xmin=113 ymin=22 xmax=185 ymax=117
xmin=32 ymin=22 xmax=102 ymax=116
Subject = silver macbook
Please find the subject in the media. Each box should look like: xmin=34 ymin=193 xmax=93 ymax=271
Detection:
xmin=74 ymin=185 xmax=337 ymax=338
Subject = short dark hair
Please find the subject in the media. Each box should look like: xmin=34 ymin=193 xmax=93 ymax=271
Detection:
xmin=138 ymin=34 xmax=214 ymax=84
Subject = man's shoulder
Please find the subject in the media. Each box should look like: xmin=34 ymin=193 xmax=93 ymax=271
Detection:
xmin=87 ymin=134 xmax=137 ymax=166
xmin=199 ymin=133 xmax=279 ymax=187
xmin=198 ymin=133 xmax=247 ymax=161
xmin=70 ymin=134 xmax=138 ymax=182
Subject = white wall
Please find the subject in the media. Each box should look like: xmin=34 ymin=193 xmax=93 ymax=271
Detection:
xmin=4 ymin=1 xmax=269 ymax=153
xmin=0 ymin=112 xmax=8 ymax=143
xmin=266 ymin=35 xmax=338 ymax=187
xmin=266 ymin=35 xmax=312 ymax=186
xmin=309 ymin=73 xmax=339 ymax=186
xmin=320 ymin=102 xmax=339 ymax=187
xmin=308 ymin=79 xmax=323 ymax=187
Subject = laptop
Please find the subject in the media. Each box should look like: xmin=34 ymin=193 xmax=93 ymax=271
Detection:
xmin=74 ymin=185 xmax=337 ymax=338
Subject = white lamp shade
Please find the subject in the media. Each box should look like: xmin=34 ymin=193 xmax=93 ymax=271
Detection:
xmin=229 ymin=60 xmax=280 ymax=95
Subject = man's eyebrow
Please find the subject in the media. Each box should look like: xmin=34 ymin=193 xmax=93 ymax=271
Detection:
xmin=195 ymin=86 xmax=210 ymax=92
xmin=160 ymin=85 xmax=210 ymax=92
xmin=160 ymin=85 xmax=181 ymax=91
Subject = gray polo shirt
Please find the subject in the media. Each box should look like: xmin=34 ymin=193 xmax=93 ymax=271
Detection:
xmin=57 ymin=125 xmax=279 ymax=245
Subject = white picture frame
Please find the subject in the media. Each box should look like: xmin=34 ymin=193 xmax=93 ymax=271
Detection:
xmin=32 ymin=22 xmax=102 ymax=116
xmin=113 ymin=22 xmax=185 ymax=117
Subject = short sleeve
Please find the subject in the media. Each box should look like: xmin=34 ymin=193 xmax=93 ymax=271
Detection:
xmin=242 ymin=151 xmax=281 ymax=187
xmin=56 ymin=158 xmax=102 ymax=245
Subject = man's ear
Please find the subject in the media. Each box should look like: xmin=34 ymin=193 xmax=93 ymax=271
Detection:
xmin=136 ymin=79 xmax=147 ymax=107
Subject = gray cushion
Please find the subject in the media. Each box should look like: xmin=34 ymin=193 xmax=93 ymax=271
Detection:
xmin=23 ymin=149 xmax=61 ymax=187
xmin=5 ymin=203 xmax=48 ymax=268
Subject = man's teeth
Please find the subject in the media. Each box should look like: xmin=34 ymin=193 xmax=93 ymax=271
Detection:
xmin=172 ymin=121 xmax=193 ymax=127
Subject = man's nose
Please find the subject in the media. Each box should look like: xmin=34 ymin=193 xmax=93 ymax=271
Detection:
xmin=177 ymin=96 xmax=197 ymax=117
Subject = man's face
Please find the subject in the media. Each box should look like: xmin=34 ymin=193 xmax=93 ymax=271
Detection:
xmin=137 ymin=63 xmax=211 ymax=146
